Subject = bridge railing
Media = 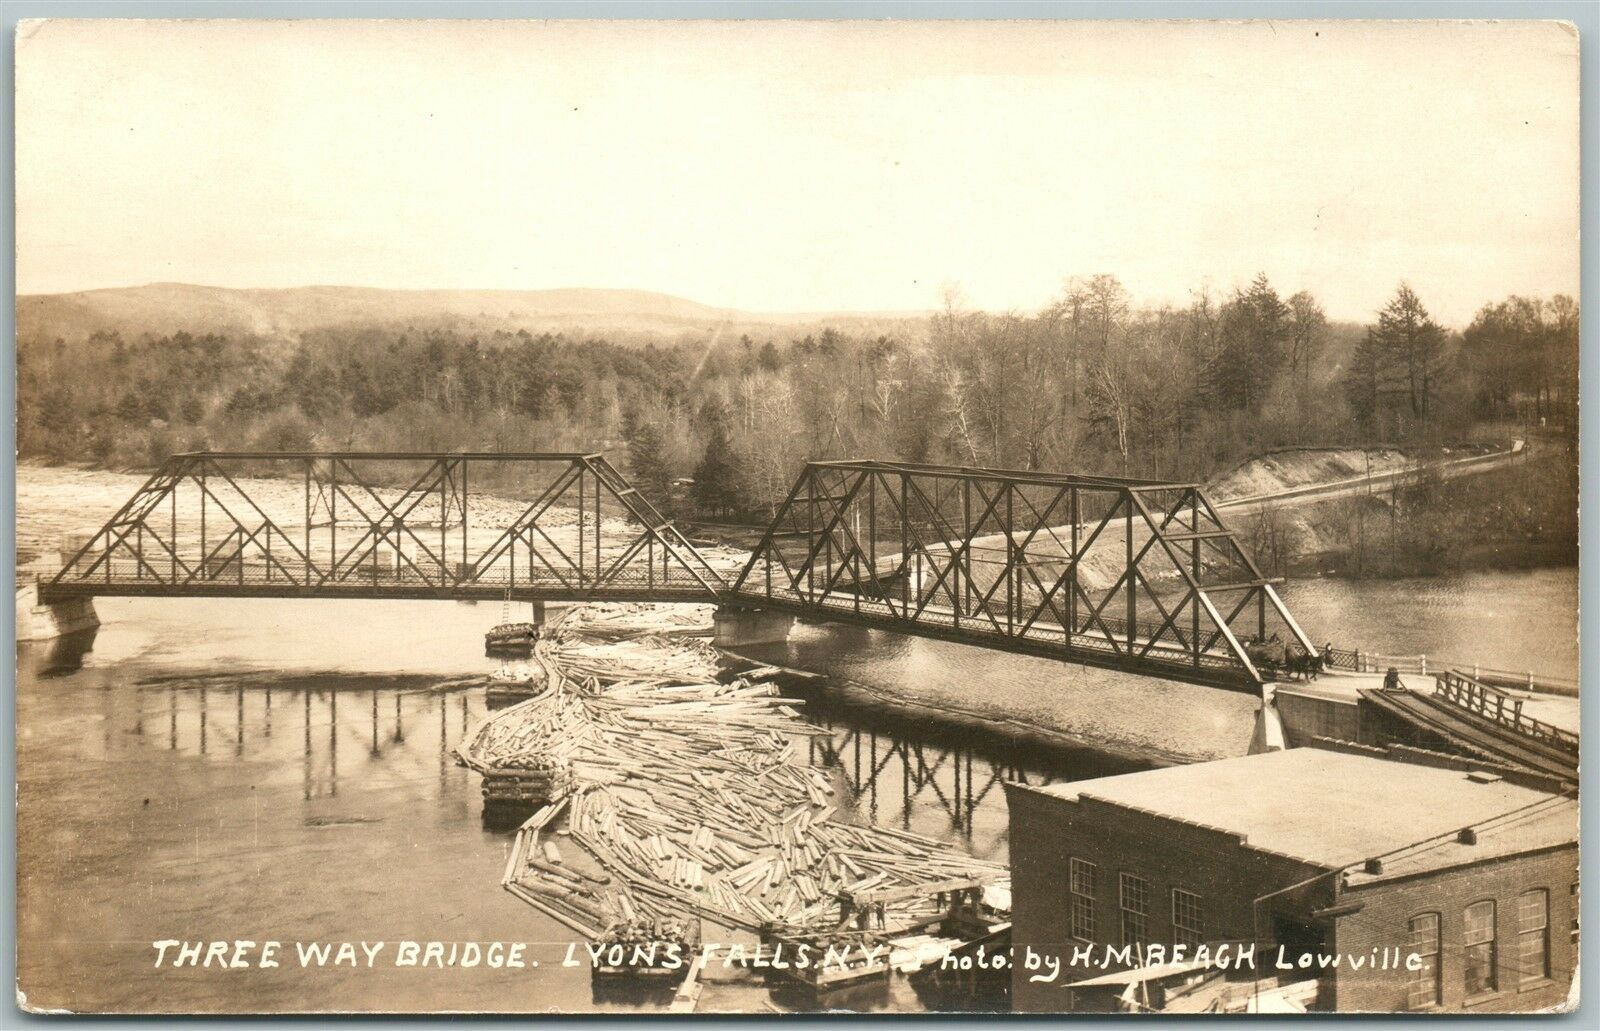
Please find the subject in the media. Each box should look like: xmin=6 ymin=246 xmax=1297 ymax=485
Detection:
xmin=1433 ymin=670 xmax=1579 ymax=752
xmin=1320 ymin=647 xmax=1576 ymax=696
xmin=52 ymin=547 xmax=720 ymax=594
xmin=751 ymin=582 xmax=1249 ymax=678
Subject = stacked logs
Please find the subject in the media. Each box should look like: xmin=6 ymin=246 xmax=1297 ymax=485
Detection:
xmin=466 ymin=603 xmax=1008 ymax=945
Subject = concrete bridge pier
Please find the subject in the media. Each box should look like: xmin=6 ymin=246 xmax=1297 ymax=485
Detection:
xmin=1249 ymin=683 xmax=1288 ymax=755
xmin=712 ymin=604 xmax=794 ymax=648
xmin=16 ymin=583 xmax=100 ymax=642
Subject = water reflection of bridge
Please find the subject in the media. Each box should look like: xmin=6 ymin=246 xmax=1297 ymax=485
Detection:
xmin=120 ymin=674 xmax=1082 ymax=853
xmin=808 ymin=723 xmax=1062 ymax=860
xmin=43 ymin=624 xmax=1141 ymax=861
xmin=111 ymin=674 xmax=483 ymax=803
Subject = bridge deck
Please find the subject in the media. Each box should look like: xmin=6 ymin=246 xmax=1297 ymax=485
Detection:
xmin=36 ymin=565 xmax=1260 ymax=691
xmin=37 ymin=577 xmax=717 ymax=605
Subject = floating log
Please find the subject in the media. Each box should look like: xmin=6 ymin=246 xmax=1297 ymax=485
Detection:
xmin=463 ymin=601 xmax=1009 ymax=949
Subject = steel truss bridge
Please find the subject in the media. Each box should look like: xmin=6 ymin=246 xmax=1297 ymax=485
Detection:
xmin=39 ymin=452 xmax=1317 ymax=692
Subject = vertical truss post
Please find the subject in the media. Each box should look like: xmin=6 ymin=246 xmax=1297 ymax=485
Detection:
xmin=819 ymin=468 xmax=831 ymax=600
xmin=170 ymin=481 xmax=178 ymax=582
xmin=867 ymin=471 xmax=876 ymax=607
xmin=304 ymin=460 xmax=312 ymax=586
xmin=1068 ymin=486 xmax=1079 ymax=641
xmin=851 ymin=471 xmax=861 ymax=616
xmin=1191 ymin=489 xmax=1201 ymax=668
xmin=1005 ymin=483 xmax=1015 ymax=638
xmin=812 ymin=470 xmax=823 ymax=598
xmin=900 ymin=473 xmax=910 ymax=612
xmin=961 ymin=476 xmax=971 ymax=623
xmin=1126 ymin=493 xmax=1136 ymax=651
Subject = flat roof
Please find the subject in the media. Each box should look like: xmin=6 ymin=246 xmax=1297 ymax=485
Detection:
xmin=1031 ymin=748 xmax=1575 ymax=870
xmin=1343 ymin=795 xmax=1578 ymax=887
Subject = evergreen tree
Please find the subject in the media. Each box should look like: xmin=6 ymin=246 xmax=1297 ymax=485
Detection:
xmin=1343 ymin=327 xmax=1386 ymax=431
xmin=1346 ymin=284 xmax=1446 ymax=431
xmin=692 ymin=418 xmax=742 ymax=517
xmin=625 ymin=421 xmax=673 ymax=501
xmin=1372 ymin=284 xmax=1446 ymax=421
xmin=1206 ymin=273 xmax=1291 ymax=413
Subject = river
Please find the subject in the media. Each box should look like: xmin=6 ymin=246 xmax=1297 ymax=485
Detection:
xmin=13 ymin=466 xmax=1579 ymax=1013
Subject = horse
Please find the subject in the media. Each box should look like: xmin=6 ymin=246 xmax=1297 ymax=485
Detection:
xmin=1246 ymin=633 xmax=1289 ymax=679
xmin=1285 ymin=648 xmax=1324 ymax=681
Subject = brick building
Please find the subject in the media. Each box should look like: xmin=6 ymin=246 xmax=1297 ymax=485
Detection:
xmin=1005 ymin=747 xmax=1577 ymax=1013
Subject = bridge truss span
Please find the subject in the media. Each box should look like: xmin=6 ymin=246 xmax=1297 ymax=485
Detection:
xmin=730 ymin=460 xmax=1316 ymax=690
xmin=40 ymin=452 xmax=728 ymax=604
xmin=40 ymin=451 xmax=1318 ymax=692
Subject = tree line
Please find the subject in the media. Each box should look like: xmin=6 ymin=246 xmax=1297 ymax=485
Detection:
xmin=17 ymin=278 xmax=1577 ymax=525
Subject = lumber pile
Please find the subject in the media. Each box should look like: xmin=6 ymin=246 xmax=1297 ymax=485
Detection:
xmin=468 ymin=602 xmax=1009 ymax=945
xmin=560 ymin=602 xmax=720 ymax=642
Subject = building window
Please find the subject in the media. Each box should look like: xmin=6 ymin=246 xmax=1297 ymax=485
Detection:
xmin=1119 ymin=872 xmax=1149 ymax=947
xmin=1407 ymin=912 xmax=1441 ymax=1009
xmin=1069 ymin=858 xmax=1098 ymax=941
xmin=1172 ymin=889 xmax=1203 ymax=948
xmin=1517 ymin=890 xmax=1549 ymax=983
xmin=1464 ymin=900 xmax=1497 ymax=996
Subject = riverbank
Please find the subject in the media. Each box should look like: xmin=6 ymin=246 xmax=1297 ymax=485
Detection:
xmin=1229 ymin=444 xmax=1578 ymax=580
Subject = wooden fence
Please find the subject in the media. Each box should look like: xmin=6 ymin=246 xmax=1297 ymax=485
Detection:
xmin=1433 ymin=670 xmax=1580 ymax=751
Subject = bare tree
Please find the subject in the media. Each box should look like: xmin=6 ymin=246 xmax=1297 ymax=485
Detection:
xmin=1286 ymin=290 xmax=1328 ymax=391
xmin=1044 ymin=277 xmax=1091 ymax=407
xmin=1084 ymin=273 xmax=1130 ymax=356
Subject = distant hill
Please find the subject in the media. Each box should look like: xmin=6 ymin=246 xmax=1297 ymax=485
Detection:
xmin=16 ymin=283 xmax=930 ymax=347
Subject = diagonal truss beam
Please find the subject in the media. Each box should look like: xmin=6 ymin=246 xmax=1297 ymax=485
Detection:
xmin=45 ymin=452 xmax=727 ymax=604
xmin=733 ymin=461 xmax=1318 ymax=691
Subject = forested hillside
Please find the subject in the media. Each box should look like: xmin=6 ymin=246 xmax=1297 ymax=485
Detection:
xmin=17 ymin=276 xmax=1578 ymax=557
xmin=16 ymin=284 xmax=925 ymax=349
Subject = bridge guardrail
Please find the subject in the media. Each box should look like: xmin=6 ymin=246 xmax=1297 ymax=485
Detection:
xmin=1321 ymin=647 xmax=1576 ymax=696
xmin=771 ymin=587 xmax=1246 ymax=675
xmin=51 ymin=554 xmax=720 ymax=593
xmin=1433 ymin=670 xmax=1579 ymax=752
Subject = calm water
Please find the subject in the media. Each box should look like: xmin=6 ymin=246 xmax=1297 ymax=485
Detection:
xmin=1276 ymin=569 xmax=1578 ymax=678
xmin=16 ymin=566 xmax=1576 ymax=1013
xmin=16 ymin=596 xmax=1096 ymax=1014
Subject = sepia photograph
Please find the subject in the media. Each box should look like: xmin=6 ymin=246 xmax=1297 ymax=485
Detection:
xmin=9 ymin=13 xmax=1585 ymax=1017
